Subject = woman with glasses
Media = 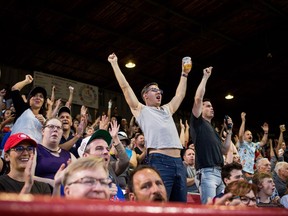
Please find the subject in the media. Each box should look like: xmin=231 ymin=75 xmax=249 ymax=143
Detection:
xmin=32 ymin=118 xmax=76 ymax=188
xmin=0 ymin=133 xmax=51 ymax=194
xmin=224 ymin=180 xmax=257 ymax=207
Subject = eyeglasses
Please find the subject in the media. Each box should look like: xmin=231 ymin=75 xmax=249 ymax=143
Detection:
xmin=67 ymin=176 xmax=112 ymax=188
xmin=10 ymin=146 xmax=35 ymax=154
xmin=230 ymin=196 xmax=257 ymax=205
xmin=146 ymin=88 xmax=163 ymax=94
xmin=44 ymin=124 xmax=63 ymax=131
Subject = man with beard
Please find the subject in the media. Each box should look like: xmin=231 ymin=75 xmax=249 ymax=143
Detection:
xmin=108 ymin=53 xmax=191 ymax=202
xmin=127 ymin=165 xmax=167 ymax=202
xmin=237 ymin=112 xmax=269 ymax=178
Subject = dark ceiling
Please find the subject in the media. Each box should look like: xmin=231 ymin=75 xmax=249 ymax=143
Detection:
xmin=1 ymin=0 xmax=288 ymax=135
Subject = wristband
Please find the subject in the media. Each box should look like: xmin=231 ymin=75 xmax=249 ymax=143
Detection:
xmin=264 ymin=132 xmax=268 ymax=134
xmin=182 ymin=73 xmax=188 ymax=78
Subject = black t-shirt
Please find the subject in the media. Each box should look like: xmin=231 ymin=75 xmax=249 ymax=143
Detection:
xmin=0 ymin=157 xmax=9 ymax=175
xmin=0 ymin=175 xmax=52 ymax=195
xmin=134 ymin=147 xmax=148 ymax=165
xmin=190 ymin=114 xmax=224 ymax=170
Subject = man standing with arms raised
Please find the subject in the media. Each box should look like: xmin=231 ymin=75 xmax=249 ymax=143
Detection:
xmin=108 ymin=53 xmax=191 ymax=202
xmin=190 ymin=66 xmax=233 ymax=204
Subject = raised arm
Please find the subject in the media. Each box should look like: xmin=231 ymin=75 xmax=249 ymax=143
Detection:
xmin=259 ymin=122 xmax=269 ymax=147
xmin=179 ymin=119 xmax=186 ymax=147
xmin=11 ymin=74 xmax=33 ymax=91
xmin=222 ymin=116 xmax=233 ymax=155
xmin=107 ymin=99 xmax=112 ymax=121
xmin=276 ymin=124 xmax=285 ymax=153
xmin=238 ymin=112 xmax=246 ymax=143
xmin=50 ymin=85 xmax=56 ymax=104
xmin=184 ymin=120 xmax=190 ymax=148
xmin=109 ymin=119 xmax=129 ymax=175
xmin=108 ymin=53 xmax=142 ymax=117
xmin=45 ymin=98 xmax=53 ymax=119
xmin=65 ymin=86 xmax=74 ymax=109
xmin=192 ymin=67 xmax=212 ymax=118
xmin=168 ymin=58 xmax=191 ymax=114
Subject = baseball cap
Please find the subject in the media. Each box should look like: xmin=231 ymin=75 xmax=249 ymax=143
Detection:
xmin=4 ymin=133 xmax=37 ymax=152
xmin=57 ymin=106 xmax=71 ymax=117
xmin=118 ymin=131 xmax=130 ymax=145
xmin=77 ymin=135 xmax=91 ymax=158
xmin=27 ymin=86 xmax=47 ymax=100
xmin=77 ymin=129 xmax=112 ymax=157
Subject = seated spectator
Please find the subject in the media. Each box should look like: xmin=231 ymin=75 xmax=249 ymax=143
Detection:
xmin=280 ymin=182 xmax=288 ymax=208
xmin=63 ymin=157 xmax=111 ymax=200
xmin=214 ymin=162 xmax=244 ymax=198
xmin=224 ymin=180 xmax=257 ymax=207
xmin=127 ymin=165 xmax=167 ymax=202
xmin=0 ymin=133 xmax=51 ymax=195
xmin=252 ymin=172 xmax=283 ymax=207
xmin=273 ymin=161 xmax=288 ymax=197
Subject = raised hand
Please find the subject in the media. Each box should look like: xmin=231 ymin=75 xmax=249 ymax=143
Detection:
xmin=108 ymin=53 xmax=118 ymax=63
xmin=203 ymin=66 xmax=213 ymax=78
xmin=109 ymin=119 xmax=120 ymax=139
xmin=25 ymin=74 xmax=33 ymax=84
xmin=99 ymin=115 xmax=109 ymax=130
xmin=20 ymin=154 xmax=34 ymax=194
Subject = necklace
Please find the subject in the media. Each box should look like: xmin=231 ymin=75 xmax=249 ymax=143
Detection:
xmin=42 ymin=145 xmax=61 ymax=153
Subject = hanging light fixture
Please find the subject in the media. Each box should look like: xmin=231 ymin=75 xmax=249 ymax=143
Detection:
xmin=125 ymin=61 xmax=136 ymax=68
xmin=225 ymin=93 xmax=234 ymax=100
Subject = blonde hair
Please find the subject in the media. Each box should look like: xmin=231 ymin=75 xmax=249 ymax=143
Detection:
xmin=63 ymin=157 xmax=108 ymax=186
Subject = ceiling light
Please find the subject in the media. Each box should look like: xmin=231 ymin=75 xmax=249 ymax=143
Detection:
xmin=225 ymin=94 xmax=234 ymax=100
xmin=125 ymin=61 xmax=136 ymax=68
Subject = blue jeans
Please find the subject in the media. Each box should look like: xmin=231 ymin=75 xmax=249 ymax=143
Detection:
xmin=148 ymin=153 xmax=187 ymax=202
xmin=196 ymin=167 xmax=225 ymax=204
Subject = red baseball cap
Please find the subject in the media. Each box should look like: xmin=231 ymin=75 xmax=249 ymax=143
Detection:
xmin=4 ymin=133 xmax=37 ymax=152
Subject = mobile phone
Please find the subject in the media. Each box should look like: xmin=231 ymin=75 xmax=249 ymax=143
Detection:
xmin=225 ymin=115 xmax=232 ymax=129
